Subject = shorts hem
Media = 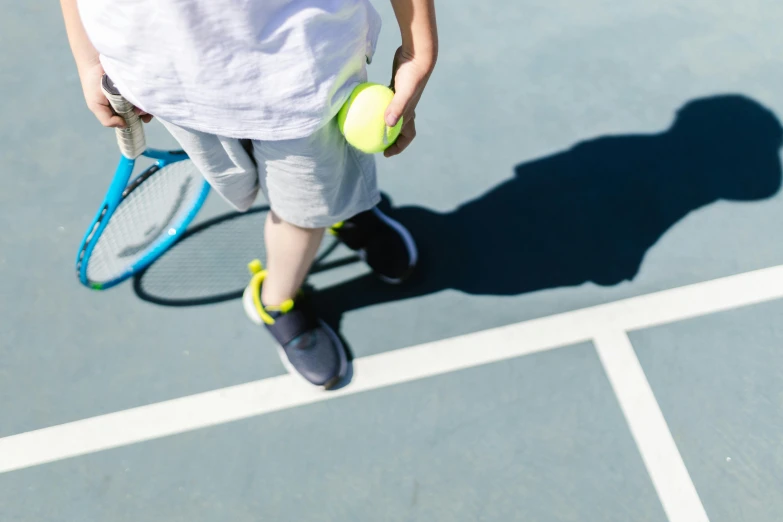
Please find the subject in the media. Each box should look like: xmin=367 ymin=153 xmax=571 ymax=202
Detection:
xmin=271 ymin=192 xmax=382 ymax=229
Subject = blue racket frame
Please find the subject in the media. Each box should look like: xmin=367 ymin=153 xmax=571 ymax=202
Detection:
xmin=75 ymin=148 xmax=210 ymax=290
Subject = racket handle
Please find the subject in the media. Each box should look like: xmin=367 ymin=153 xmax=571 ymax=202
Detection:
xmin=101 ymin=75 xmax=146 ymax=159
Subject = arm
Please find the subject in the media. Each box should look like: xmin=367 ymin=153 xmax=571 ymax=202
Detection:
xmin=384 ymin=0 xmax=438 ymax=157
xmin=60 ymin=0 xmax=100 ymax=73
xmin=59 ymin=0 xmax=150 ymax=127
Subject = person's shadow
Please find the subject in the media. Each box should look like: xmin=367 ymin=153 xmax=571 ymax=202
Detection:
xmin=134 ymin=94 xmax=783 ymax=338
xmin=313 ymin=94 xmax=783 ymax=327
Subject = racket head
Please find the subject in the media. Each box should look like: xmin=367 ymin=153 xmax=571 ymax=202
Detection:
xmin=132 ymin=207 xmax=356 ymax=307
xmin=76 ymin=149 xmax=210 ymax=290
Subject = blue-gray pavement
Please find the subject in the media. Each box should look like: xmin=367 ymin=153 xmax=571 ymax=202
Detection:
xmin=0 ymin=344 xmax=668 ymax=522
xmin=2 ymin=0 xmax=783 ymax=520
xmin=632 ymin=300 xmax=783 ymax=522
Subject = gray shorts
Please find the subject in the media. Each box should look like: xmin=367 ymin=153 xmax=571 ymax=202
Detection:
xmin=160 ymin=118 xmax=380 ymax=228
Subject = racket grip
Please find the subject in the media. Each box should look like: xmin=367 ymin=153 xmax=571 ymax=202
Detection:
xmin=101 ymin=75 xmax=146 ymax=159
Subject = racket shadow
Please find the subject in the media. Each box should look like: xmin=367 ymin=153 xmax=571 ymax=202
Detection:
xmin=133 ymin=205 xmax=359 ymax=307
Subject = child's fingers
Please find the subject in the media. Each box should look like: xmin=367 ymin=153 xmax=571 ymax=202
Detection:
xmin=384 ymin=132 xmax=413 ymax=157
xmin=134 ymin=107 xmax=154 ymax=123
xmin=384 ymin=118 xmax=416 ymax=157
xmin=92 ymin=103 xmax=127 ymax=128
xmin=105 ymin=115 xmax=128 ymax=128
xmin=385 ymin=80 xmax=417 ymax=127
xmin=383 ymin=142 xmax=401 ymax=157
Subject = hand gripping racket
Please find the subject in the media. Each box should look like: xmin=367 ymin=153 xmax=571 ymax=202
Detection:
xmin=75 ymin=75 xmax=210 ymax=290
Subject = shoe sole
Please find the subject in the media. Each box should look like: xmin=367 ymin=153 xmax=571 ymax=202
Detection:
xmin=368 ymin=207 xmax=418 ymax=285
xmin=242 ymin=286 xmax=348 ymax=390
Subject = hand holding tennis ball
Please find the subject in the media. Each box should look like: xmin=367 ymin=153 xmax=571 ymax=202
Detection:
xmin=340 ymin=42 xmax=437 ymax=156
xmin=338 ymin=83 xmax=404 ymax=154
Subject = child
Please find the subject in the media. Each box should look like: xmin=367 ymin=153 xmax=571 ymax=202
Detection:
xmin=61 ymin=0 xmax=438 ymax=389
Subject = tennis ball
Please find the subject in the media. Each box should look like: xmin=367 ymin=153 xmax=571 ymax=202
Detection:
xmin=338 ymin=83 xmax=403 ymax=154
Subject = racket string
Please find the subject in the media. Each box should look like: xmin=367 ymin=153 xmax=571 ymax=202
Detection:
xmin=135 ymin=208 xmax=345 ymax=303
xmin=85 ymin=160 xmax=204 ymax=284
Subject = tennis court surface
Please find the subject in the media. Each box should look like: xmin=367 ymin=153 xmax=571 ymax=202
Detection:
xmin=2 ymin=1 xmax=783 ymax=521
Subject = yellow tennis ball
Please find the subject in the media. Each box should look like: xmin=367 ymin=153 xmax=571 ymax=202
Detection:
xmin=338 ymin=83 xmax=403 ymax=154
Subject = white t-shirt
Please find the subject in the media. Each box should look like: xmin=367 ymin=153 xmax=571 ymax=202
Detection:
xmin=77 ymin=0 xmax=382 ymax=140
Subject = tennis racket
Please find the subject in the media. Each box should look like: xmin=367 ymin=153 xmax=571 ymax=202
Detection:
xmin=132 ymin=206 xmax=359 ymax=307
xmin=75 ymin=75 xmax=210 ymax=290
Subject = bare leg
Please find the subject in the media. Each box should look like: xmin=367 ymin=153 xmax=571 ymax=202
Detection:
xmin=261 ymin=211 xmax=325 ymax=306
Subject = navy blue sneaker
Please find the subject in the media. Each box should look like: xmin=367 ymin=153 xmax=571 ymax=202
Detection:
xmin=243 ymin=260 xmax=347 ymax=389
xmin=330 ymin=206 xmax=417 ymax=284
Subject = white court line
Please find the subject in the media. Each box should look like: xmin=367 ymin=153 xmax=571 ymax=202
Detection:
xmin=2 ymin=263 xmax=783 ymax=474
xmin=594 ymin=331 xmax=710 ymax=522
